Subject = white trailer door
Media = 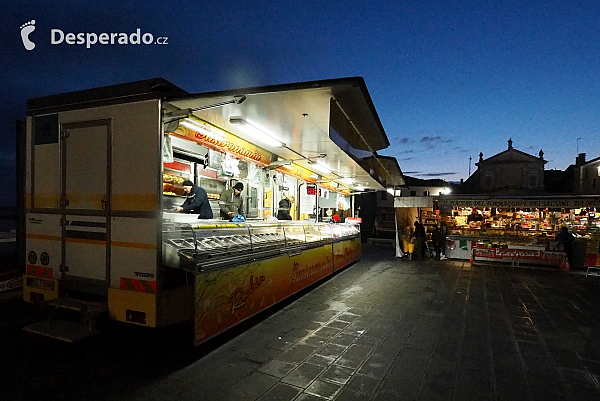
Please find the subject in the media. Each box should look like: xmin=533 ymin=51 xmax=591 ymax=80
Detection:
xmin=61 ymin=120 xmax=111 ymax=287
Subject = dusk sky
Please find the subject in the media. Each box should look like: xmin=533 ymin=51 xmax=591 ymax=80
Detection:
xmin=2 ymin=1 xmax=600 ymax=205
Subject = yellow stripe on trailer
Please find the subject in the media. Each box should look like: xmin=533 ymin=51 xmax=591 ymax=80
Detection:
xmin=26 ymin=234 xmax=61 ymax=242
xmin=112 ymin=241 xmax=156 ymax=249
xmin=65 ymin=237 xmax=106 ymax=245
xmin=111 ymin=194 xmax=158 ymax=211
xmin=33 ymin=194 xmax=60 ymax=209
xmin=27 ymin=234 xmax=155 ymax=249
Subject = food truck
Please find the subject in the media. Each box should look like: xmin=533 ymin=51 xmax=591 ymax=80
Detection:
xmin=22 ymin=77 xmax=402 ymax=344
xmin=437 ymin=195 xmax=600 ymax=270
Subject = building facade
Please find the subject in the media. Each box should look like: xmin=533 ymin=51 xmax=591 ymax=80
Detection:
xmin=463 ymin=139 xmax=546 ymax=194
xmin=574 ymin=153 xmax=600 ymax=194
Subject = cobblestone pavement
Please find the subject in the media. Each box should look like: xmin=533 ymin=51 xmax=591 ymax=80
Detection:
xmin=2 ymin=246 xmax=600 ymax=401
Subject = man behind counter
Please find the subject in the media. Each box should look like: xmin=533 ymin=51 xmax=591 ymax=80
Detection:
xmin=177 ymin=180 xmax=213 ymax=219
xmin=219 ymin=182 xmax=245 ymax=220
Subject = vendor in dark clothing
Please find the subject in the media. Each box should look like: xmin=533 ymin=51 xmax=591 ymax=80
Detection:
xmin=467 ymin=208 xmax=484 ymax=222
xmin=276 ymin=198 xmax=293 ymax=220
xmin=219 ymin=182 xmax=245 ymax=220
xmin=556 ymin=226 xmax=575 ymax=268
xmin=431 ymin=226 xmax=443 ymax=260
xmin=412 ymin=221 xmax=426 ymax=260
xmin=177 ymin=180 xmax=213 ymax=219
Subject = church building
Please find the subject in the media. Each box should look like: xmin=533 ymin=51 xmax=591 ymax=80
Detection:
xmin=462 ymin=139 xmax=547 ymax=194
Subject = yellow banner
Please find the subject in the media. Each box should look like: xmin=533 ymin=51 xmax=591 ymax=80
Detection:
xmin=193 ymin=238 xmax=362 ymax=345
xmin=275 ymin=164 xmax=318 ymax=184
xmin=170 ymin=121 xmax=273 ymax=167
xmin=333 ymin=238 xmax=361 ymax=271
xmin=193 ymin=245 xmax=331 ymax=345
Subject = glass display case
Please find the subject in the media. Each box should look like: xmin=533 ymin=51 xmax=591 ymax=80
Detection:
xmin=162 ymin=221 xmax=360 ymax=272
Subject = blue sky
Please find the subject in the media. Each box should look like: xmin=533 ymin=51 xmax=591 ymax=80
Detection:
xmin=2 ymin=0 xmax=600 ymax=204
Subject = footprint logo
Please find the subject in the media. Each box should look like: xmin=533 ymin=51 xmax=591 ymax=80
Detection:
xmin=20 ymin=20 xmax=36 ymax=51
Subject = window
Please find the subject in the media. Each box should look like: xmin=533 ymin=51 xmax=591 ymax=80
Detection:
xmin=484 ymin=174 xmax=493 ymax=188
xmin=584 ymin=169 xmax=589 ymax=180
xmin=529 ymin=174 xmax=538 ymax=188
xmin=410 ymin=191 xmax=416 ymax=196
xmin=423 ymin=190 xmax=430 ymax=196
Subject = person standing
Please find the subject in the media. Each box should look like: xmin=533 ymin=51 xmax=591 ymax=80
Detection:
xmin=467 ymin=208 xmax=483 ymax=222
xmin=432 ymin=225 xmax=443 ymax=260
xmin=177 ymin=180 xmax=213 ymax=219
xmin=555 ymin=226 xmax=575 ymax=268
xmin=412 ymin=221 xmax=426 ymax=260
xmin=276 ymin=198 xmax=292 ymax=220
xmin=219 ymin=182 xmax=245 ymax=220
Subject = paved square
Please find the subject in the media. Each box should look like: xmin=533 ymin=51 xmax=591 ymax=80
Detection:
xmin=3 ymin=245 xmax=600 ymax=400
xmin=135 ymin=246 xmax=600 ymax=400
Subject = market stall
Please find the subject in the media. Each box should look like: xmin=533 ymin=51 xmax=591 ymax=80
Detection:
xmin=438 ymin=195 xmax=600 ymax=269
xmin=22 ymin=77 xmax=403 ymax=344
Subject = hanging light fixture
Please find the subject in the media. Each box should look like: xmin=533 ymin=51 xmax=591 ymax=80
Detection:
xmin=180 ymin=118 xmax=224 ymax=141
xmin=229 ymin=117 xmax=284 ymax=147
xmin=308 ymin=160 xmax=332 ymax=174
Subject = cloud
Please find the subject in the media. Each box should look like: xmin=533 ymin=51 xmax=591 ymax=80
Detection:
xmin=403 ymin=171 xmax=420 ymax=175
xmin=420 ymin=136 xmax=452 ymax=144
xmin=398 ymin=138 xmax=412 ymax=145
xmin=398 ymin=157 xmax=414 ymax=161
xmin=416 ymin=172 xmax=459 ymax=177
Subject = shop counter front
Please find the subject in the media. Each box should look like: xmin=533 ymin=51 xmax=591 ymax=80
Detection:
xmin=160 ymin=220 xmax=361 ymax=345
xmin=445 ymin=235 xmax=477 ymax=260
xmin=470 ymin=243 xmax=569 ymax=271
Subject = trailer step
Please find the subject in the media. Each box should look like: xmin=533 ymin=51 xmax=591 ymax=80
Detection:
xmin=49 ymin=298 xmax=108 ymax=314
xmin=23 ymin=297 xmax=108 ymax=342
xmin=23 ymin=319 xmax=100 ymax=342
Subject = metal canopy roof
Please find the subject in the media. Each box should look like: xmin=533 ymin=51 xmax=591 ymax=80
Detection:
xmin=367 ymin=154 xmax=405 ymax=188
xmin=166 ymin=77 xmax=392 ymax=191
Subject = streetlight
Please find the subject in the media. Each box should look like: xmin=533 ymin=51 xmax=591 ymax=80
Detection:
xmin=468 ymin=156 xmax=472 ymax=176
xmin=577 ymin=137 xmax=582 ymax=155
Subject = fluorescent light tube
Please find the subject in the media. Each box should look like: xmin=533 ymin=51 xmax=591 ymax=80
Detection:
xmin=229 ymin=117 xmax=283 ymax=147
xmin=309 ymin=161 xmax=332 ymax=174
xmin=180 ymin=119 xmax=224 ymax=140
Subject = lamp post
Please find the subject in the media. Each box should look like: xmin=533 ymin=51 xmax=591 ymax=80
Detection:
xmin=468 ymin=156 xmax=472 ymax=176
xmin=577 ymin=137 xmax=582 ymax=155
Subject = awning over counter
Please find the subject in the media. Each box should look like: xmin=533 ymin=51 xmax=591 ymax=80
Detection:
xmin=363 ymin=154 xmax=405 ymax=189
xmin=166 ymin=77 xmax=392 ymax=192
xmin=394 ymin=197 xmax=434 ymax=208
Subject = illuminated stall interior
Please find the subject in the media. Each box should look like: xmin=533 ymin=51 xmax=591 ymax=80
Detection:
xmin=161 ymin=78 xmax=401 ymax=223
xmin=438 ymin=195 xmax=600 ymax=264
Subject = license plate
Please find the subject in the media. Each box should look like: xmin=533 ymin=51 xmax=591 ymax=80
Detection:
xmin=26 ymin=277 xmax=55 ymax=290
